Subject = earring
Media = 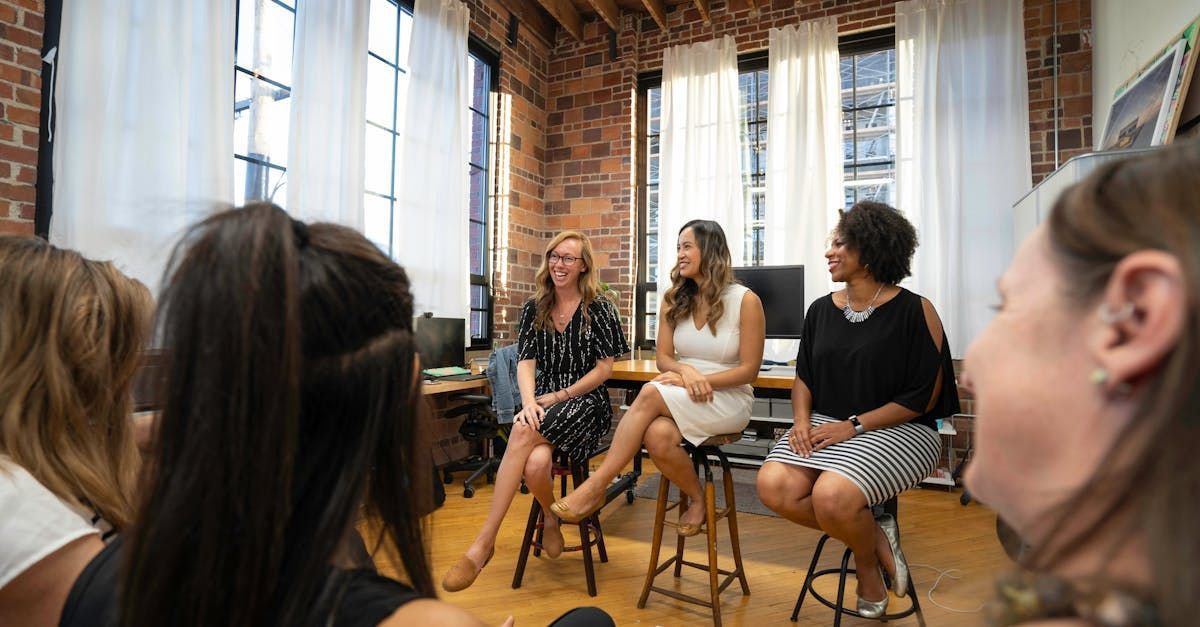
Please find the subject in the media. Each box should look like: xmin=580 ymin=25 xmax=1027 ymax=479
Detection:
xmin=1090 ymin=367 xmax=1133 ymax=396
xmin=1098 ymin=302 xmax=1135 ymax=324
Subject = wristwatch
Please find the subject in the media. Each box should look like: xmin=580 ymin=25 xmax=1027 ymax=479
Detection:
xmin=848 ymin=415 xmax=865 ymax=436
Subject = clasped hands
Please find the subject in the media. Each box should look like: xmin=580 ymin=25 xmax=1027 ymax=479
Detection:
xmin=652 ymin=365 xmax=713 ymax=403
xmin=786 ymin=418 xmax=856 ymax=458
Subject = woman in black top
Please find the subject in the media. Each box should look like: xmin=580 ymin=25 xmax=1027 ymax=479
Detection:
xmin=442 ymin=230 xmax=628 ymax=593
xmin=756 ymin=202 xmax=959 ymax=619
xmin=64 ymin=205 xmax=494 ymax=627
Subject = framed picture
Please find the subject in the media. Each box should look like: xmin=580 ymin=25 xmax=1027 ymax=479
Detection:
xmin=1099 ymin=40 xmax=1187 ymax=150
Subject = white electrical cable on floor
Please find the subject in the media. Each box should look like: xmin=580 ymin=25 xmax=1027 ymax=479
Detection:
xmin=907 ymin=563 xmax=987 ymax=614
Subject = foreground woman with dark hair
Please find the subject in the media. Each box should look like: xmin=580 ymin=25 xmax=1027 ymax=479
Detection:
xmin=62 ymin=203 xmax=492 ymax=627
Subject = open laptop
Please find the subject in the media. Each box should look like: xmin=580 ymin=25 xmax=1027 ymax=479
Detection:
xmin=414 ymin=316 xmax=485 ymax=381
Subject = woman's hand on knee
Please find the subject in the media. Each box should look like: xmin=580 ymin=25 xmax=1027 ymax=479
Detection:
xmin=652 ymin=371 xmax=683 ymax=387
xmin=515 ymin=404 xmax=546 ymax=431
xmin=788 ymin=418 xmax=814 ymax=457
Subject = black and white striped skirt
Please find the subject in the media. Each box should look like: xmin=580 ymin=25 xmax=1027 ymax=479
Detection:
xmin=764 ymin=413 xmax=941 ymax=506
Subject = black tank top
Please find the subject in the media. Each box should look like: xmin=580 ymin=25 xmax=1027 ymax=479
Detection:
xmin=60 ymin=537 xmax=423 ymax=627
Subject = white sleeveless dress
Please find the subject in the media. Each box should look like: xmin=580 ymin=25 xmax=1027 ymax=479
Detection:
xmin=649 ymin=283 xmax=754 ymax=445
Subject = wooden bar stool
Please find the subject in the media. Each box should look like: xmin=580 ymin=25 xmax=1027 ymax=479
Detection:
xmin=637 ymin=433 xmax=749 ymax=626
xmin=511 ymin=450 xmax=608 ymax=596
xmin=789 ymin=497 xmax=926 ymax=626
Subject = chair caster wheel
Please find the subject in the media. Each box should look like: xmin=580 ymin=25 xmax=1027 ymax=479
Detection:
xmin=520 ymin=484 xmax=530 ymax=494
xmin=464 ymin=486 xmax=476 ymax=498
xmin=626 ymin=490 xmax=635 ymax=504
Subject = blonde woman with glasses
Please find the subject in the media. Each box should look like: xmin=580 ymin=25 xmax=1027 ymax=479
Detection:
xmin=443 ymin=231 xmax=628 ymax=593
xmin=0 ymin=236 xmax=153 ymax=626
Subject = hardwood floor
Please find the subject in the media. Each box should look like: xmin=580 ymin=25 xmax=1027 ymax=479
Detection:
xmin=365 ymin=457 xmax=1009 ymax=626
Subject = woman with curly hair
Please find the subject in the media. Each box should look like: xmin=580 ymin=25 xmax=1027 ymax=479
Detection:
xmin=756 ymin=201 xmax=959 ymax=618
xmin=551 ymin=220 xmax=765 ymax=537
xmin=0 ymin=236 xmax=153 ymax=626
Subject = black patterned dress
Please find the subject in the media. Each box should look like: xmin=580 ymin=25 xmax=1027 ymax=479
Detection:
xmin=516 ymin=296 xmax=629 ymax=460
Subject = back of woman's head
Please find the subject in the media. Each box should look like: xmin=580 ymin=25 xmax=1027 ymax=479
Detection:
xmin=1044 ymin=141 xmax=1200 ymax=625
xmin=0 ymin=236 xmax=151 ymax=529
xmin=663 ymin=219 xmax=734 ymax=334
xmin=121 ymin=203 xmax=432 ymax=627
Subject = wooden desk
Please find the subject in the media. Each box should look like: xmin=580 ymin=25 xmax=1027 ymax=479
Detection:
xmin=607 ymin=359 xmax=798 ymax=467
xmin=609 ymin=359 xmax=794 ymax=393
xmin=421 ymin=377 xmax=488 ymax=396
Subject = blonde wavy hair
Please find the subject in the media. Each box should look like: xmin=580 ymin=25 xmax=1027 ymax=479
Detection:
xmin=531 ymin=231 xmax=605 ymax=331
xmin=0 ymin=236 xmax=153 ymax=529
xmin=661 ymin=219 xmax=735 ymax=336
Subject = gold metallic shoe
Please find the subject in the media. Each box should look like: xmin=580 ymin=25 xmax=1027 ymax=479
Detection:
xmin=441 ymin=546 xmax=494 ymax=593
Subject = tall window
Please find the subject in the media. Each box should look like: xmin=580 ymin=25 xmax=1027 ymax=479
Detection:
xmin=233 ymin=0 xmax=295 ymax=207
xmin=635 ymin=31 xmax=897 ymax=346
xmin=233 ymin=0 xmax=496 ymax=347
xmin=841 ymin=31 xmax=897 ymax=208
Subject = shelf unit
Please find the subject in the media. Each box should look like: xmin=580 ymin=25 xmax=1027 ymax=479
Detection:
xmin=919 ymin=418 xmax=961 ymax=489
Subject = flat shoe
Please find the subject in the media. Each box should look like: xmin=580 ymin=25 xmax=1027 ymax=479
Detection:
xmin=676 ymin=521 xmax=703 ymax=537
xmin=550 ymin=497 xmax=598 ymax=525
xmin=542 ymin=523 xmax=564 ymax=559
xmin=877 ymin=513 xmax=909 ymax=597
xmin=856 ymin=565 xmax=890 ymax=619
xmin=441 ymin=546 xmax=494 ymax=592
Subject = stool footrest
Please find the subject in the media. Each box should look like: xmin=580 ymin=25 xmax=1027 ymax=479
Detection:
xmin=805 ymin=567 xmax=920 ymax=621
xmin=648 ymin=586 xmax=715 ymax=609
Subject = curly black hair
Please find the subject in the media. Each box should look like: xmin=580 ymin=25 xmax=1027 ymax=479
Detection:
xmin=835 ymin=200 xmax=918 ymax=285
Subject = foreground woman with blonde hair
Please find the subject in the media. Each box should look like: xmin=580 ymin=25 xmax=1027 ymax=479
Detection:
xmin=0 ymin=236 xmax=153 ymax=626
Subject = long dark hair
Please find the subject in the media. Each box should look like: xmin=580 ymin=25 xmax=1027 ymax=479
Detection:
xmin=661 ymin=219 xmax=735 ymax=335
xmin=1040 ymin=141 xmax=1200 ymax=624
xmin=120 ymin=203 xmax=433 ymax=626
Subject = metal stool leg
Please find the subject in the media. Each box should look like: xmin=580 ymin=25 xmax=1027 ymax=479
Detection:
xmin=834 ymin=548 xmax=853 ymax=627
xmin=790 ymin=534 xmax=831 ymax=620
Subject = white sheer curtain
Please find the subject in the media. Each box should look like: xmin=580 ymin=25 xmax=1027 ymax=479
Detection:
xmin=52 ymin=0 xmax=234 ymax=292
xmin=896 ymin=0 xmax=1030 ymax=356
xmin=657 ymin=36 xmax=747 ymax=299
xmin=765 ymin=17 xmax=843 ymax=360
xmin=286 ymin=0 xmax=368 ymax=229
xmin=394 ymin=0 xmax=470 ymax=321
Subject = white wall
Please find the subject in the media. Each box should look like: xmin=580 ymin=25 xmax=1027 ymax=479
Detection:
xmin=1092 ymin=0 xmax=1200 ymax=147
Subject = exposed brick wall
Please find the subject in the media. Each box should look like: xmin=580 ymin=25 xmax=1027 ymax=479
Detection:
xmin=0 ymin=0 xmax=44 ymax=235
xmin=434 ymin=0 xmax=552 ymax=460
xmin=1025 ymin=0 xmax=1093 ymax=184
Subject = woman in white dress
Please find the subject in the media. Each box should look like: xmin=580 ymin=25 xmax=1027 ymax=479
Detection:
xmin=552 ymin=220 xmax=764 ymax=534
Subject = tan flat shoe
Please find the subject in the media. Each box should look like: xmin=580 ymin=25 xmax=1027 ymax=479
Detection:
xmin=441 ymin=546 xmax=494 ymax=592
xmin=542 ymin=522 xmax=564 ymax=559
xmin=676 ymin=521 xmax=704 ymax=537
xmin=550 ymin=497 xmax=599 ymax=525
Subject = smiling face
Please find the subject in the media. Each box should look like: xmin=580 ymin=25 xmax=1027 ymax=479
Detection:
xmin=963 ymin=226 xmax=1116 ymax=545
xmin=824 ymin=233 xmax=868 ymax=283
xmin=547 ymin=237 xmax=586 ymax=290
xmin=676 ymin=227 xmax=701 ymax=280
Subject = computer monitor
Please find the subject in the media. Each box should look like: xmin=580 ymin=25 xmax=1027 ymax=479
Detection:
xmin=414 ymin=316 xmax=466 ymax=370
xmin=733 ymin=265 xmax=805 ymax=339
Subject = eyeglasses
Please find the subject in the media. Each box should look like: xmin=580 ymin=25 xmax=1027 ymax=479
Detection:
xmin=548 ymin=253 xmax=580 ymax=267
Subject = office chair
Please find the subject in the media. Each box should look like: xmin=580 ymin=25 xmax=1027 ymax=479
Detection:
xmin=440 ymin=344 xmax=520 ymax=498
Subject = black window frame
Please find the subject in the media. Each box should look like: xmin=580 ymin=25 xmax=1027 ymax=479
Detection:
xmin=634 ymin=29 xmax=897 ymax=348
xmin=840 ymin=27 xmax=897 ymax=209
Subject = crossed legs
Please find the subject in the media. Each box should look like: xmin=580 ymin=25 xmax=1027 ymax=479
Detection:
xmin=552 ymin=385 xmax=704 ymax=525
xmin=756 ymin=462 xmax=895 ymax=602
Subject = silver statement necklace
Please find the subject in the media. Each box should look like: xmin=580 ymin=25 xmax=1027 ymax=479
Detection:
xmin=842 ymin=284 xmax=884 ymax=323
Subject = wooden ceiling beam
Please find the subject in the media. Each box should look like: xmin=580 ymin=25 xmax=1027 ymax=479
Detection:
xmin=585 ymin=0 xmax=622 ymax=33
xmin=531 ymin=0 xmax=583 ymax=41
xmin=639 ymin=0 xmax=668 ymax=31
xmin=494 ymin=0 xmax=557 ymax=47
xmin=693 ymin=0 xmax=711 ymax=24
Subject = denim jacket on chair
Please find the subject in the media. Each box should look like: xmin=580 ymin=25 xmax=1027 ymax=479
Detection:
xmin=487 ymin=344 xmax=522 ymax=424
